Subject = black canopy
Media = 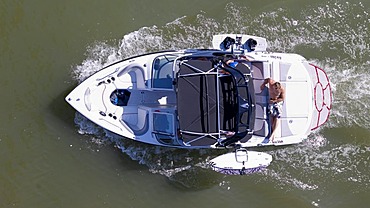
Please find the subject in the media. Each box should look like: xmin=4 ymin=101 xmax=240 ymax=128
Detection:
xmin=176 ymin=57 xmax=255 ymax=147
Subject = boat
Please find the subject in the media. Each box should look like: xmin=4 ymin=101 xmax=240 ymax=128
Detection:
xmin=65 ymin=34 xmax=332 ymax=174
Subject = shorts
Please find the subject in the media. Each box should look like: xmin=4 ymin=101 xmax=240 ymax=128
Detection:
xmin=268 ymin=101 xmax=283 ymax=118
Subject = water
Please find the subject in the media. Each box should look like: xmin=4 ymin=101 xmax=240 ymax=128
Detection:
xmin=1 ymin=0 xmax=369 ymax=207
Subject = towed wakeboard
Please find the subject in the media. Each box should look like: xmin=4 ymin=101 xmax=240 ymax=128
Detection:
xmin=210 ymin=149 xmax=272 ymax=175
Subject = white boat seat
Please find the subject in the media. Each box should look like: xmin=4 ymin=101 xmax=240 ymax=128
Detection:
xmin=117 ymin=63 xmax=146 ymax=89
xmin=122 ymin=107 xmax=149 ymax=136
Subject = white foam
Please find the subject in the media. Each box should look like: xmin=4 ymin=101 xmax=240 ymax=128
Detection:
xmin=72 ymin=42 xmax=121 ymax=83
xmin=265 ymin=137 xmax=369 ymax=191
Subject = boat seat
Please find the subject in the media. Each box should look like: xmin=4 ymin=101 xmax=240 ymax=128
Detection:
xmin=253 ymin=94 xmax=270 ymax=137
xmin=122 ymin=107 xmax=149 ymax=136
xmin=254 ymin=119 xmax=269 ymax=137
xmin=255 ymin=102 xmax=267 ymax=119
xmin=251 ymin=61 xmax=270 ymax=137
xmin=251 ymin=61 xmax=266 ymax=94
xmin=117 ymin=63 xmax=146 ymax=89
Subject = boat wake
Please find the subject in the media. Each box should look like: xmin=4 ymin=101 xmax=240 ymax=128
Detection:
xmin=263 ymin=133 xmax=370 ymax=193
xmin=70 ymin=1 xmax=369 ymax=190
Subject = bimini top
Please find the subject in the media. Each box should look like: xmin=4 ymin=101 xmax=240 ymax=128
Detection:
xmin=176 ymin=55 xmax=256 ymax=147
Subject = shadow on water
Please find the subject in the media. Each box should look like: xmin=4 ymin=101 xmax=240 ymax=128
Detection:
xmin=48 ymin=85 xmax=78 ymax=128
xmin=167 ymin=166 xmax=223 ymax=191
xmin=113 ymin=137 xmax=229 ymax=189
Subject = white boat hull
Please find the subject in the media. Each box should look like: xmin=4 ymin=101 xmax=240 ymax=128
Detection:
xmin=66 ymin=35 xmax=332 ymax=150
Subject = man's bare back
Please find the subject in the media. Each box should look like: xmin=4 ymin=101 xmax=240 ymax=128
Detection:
xmin=261 ymin=78 xmax=285 ymax=103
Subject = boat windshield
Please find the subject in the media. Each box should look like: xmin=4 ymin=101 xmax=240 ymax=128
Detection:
xmin=153 ymin=112 xmax=174 ymax=135
xmin=153 ymin=112 xmax=181 ymax=146
xmin=152 ymin=55 xmax=177 ymax=89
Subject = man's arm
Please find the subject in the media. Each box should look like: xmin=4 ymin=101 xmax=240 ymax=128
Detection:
xmin=260 ymin=78 xmax=270 ymax=90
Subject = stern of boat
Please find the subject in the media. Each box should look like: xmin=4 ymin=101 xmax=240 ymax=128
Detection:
xmin=304 ymin=63 xmax=332 ymax=130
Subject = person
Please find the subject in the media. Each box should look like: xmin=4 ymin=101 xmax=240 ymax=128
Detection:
xmin=260 ymin=78 xmax=285 ymax=142
xmin=225 ymin=55 xmax=250 ymax=68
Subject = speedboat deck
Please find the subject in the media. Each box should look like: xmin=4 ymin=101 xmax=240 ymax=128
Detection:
xmin=65 ymin=34 xmax=332 ymax=174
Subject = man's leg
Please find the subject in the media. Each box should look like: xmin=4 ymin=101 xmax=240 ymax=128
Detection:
xmin=270 ymin=116 xmax=278 ymax=142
